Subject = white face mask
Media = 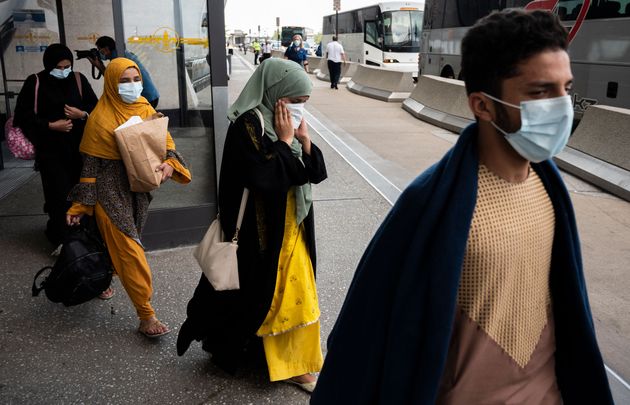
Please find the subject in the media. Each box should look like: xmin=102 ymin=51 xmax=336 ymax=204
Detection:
xmin=50 ymin=67 xmax=72 ymax=79
xmin=284 ymin=102 xmax=305 ymax=129
xmin=483 ymin=92 xmax=574 ymax=163
xmin=293 ymin=40 xmax=301 ymax=47
xmin=118 ymin=81 xmax=143 ymax=104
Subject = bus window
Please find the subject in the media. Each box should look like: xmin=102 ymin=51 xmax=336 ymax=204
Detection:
xmin=586 ymin=0 xmax=630 ymax=18
xmin=559 ymin=0 xmax=630 ymax=20
xmin=382 ymin=10 xmax=423 ymax=49
xmin=365 ymin=21 xmax=380 ymax=47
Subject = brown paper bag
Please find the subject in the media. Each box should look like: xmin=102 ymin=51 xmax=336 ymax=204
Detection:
xmin=114 ymin=116 xmax=168 ymax=193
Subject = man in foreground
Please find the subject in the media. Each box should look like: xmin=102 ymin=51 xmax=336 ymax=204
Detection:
xmin=311 ymin=9 xmax=613 ymax=404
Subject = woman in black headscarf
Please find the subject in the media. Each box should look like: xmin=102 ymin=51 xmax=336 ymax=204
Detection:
xmin=13 ymin=43 xmax=98 ymax=246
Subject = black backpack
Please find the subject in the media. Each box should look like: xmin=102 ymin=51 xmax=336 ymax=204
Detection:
xmin=32 ymin=218 xmax=113 ymax=306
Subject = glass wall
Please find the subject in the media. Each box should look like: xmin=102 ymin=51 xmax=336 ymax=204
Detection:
xmin=0 ymin=0 xmax=219 ymax=249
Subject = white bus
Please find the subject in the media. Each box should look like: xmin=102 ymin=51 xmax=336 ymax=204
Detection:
xmin=419 ymin=0 xmax=630 ymax=115
xmin=322 ymin=2 xmax=424 ymax=77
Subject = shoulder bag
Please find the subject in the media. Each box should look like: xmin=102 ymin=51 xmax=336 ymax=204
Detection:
xmin=192 ymin=108 xmax=264 ymax=290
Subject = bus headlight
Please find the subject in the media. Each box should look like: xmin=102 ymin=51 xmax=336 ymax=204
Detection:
xmin=383 ymin=58 xmax=400 ymax=63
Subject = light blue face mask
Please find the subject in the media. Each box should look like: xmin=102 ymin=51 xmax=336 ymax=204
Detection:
xmin=284 ymin=102 xmax=305 ymax=129
xmin=50 ymin=67 xmax=72 ymax=79
xmin=293 ymin=40 xmax=301 ymax=47
xmin=483 ymin=92 xmax=574 ymax=163
xmin=118 ymin=81 xmax=143 ymax=103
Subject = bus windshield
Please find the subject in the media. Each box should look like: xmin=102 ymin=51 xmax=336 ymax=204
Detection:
xmin=382 ymin=10 xmax=423 ymax=51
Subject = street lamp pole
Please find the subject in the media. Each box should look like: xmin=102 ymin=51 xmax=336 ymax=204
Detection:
xmin=333 ymin=0 xmax=340 ymax=37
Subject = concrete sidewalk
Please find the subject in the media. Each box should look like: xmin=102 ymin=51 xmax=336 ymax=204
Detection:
xmin=0 ymin=54 xmax=390 ymax=404
xmin=1 ymin=51 xmax=628 ymax=404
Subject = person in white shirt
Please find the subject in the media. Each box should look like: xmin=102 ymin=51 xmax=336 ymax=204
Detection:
xmin=325 ymin=36 xmax=346 ymax=89
xmin=260 ymin=40 xmax=272 ymax=63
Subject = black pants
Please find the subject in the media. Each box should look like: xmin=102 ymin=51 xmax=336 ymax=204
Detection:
xmin=328 ymin=60 xmax=342 ymax=87
xmin=260 ymin=53 xmax=271 ymax=63
xmin=37 ymin=150 xmax=82 ymax=245
xmin=254 ymin=51 xmax=260 ymax=65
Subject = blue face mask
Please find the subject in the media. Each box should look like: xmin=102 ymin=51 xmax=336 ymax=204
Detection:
xmin=50 ymin=67 xmax=72 ymax=79
xmin=99 ymin=51 xmax=108 ymax=61
xmin=118 ymin=81 xmax=143 ymax=103
xmin=483 ymin=92 xmax=574 ymax=163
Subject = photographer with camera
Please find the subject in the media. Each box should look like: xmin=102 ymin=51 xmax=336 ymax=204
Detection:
xmin=13 ymin=44 xmax=98 ymax=248
xmin=82 ymin=36 xmax=160 ymax=108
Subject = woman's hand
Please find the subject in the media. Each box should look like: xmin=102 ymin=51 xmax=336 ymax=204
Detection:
xmin=156 ymin=162 xmax=174 ymax=183
xmin=274 ymin=100 xmax=294 ymax=146
xmin=294 ymin=119 xmax=311 ymax=155
xmin=64 ymin=104 xmax=86 ymax=120
xmin=66 ymin=213 xmax=83 ymax=226
xmin=49 ymin=119 xmax=73 ymax=132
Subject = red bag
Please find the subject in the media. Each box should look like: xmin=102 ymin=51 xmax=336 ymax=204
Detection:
xmin=5 ymin=75 xmax=39 ymax=160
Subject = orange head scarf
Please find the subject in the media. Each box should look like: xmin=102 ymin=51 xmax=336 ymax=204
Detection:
xmin=80 ymin=57 xmax=174 ymax=159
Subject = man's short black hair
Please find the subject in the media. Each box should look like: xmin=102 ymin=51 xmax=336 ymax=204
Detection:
xmin=461 ymin=9 xmax=568 ymax=97
xmin=95 ymin=36 xmax=116 ymax=50
xmin=332 ymin=36 xmax=337 ymax=41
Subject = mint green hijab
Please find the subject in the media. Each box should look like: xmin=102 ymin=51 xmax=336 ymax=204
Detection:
xmin=228 ymin=58 xmax=313 ymax=225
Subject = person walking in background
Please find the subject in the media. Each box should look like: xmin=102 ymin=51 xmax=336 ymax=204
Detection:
xmin=260 ymin=40 xmax=272 ymax=63
xmin=86 ymin=36 xmax=160 ymax=108
xmin=284 ymin=34 xmax=309 ymax=73
xmin=66 ymin=58 xmax=191 ymax=338
xmin=177 ymin=59 xmax=327 ymax=393
xmin=325 ymin=36 xmax=346 ymax=89
xmin=13 ymin=44 xmax=98 ymax=249
xmin=252 ymin=39 xmax=261 ymax=65
xmin=312 ymin=9 xmax=613 ymax=404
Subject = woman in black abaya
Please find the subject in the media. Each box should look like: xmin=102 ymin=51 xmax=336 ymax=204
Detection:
xmin=13 ymin=43 xmax=98 ymax=246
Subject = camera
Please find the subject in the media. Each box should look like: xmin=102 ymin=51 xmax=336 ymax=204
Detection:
xmin=75 ymin=48 xmax=100 ymax=60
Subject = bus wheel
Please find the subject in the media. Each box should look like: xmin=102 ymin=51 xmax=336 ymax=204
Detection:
xmin=440 ymin=66 xmax=455 ymax=79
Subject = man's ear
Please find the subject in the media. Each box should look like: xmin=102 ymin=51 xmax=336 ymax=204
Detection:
xmin=469 ymin=92 xmax=494 ymax=123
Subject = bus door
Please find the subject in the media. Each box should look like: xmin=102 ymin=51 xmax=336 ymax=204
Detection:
xmin=364 ymin=20 xmax=384 ymax=66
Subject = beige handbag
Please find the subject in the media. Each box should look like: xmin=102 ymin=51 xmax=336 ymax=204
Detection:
xmin=193 ymin=107 xmax=264 ymax=291
xmin=114 ymin=114 xmax=168 ymax=193
xmin=193 ymin=189 xmax=248 ymax=290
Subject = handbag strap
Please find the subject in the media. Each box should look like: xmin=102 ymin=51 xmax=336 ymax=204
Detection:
xmin=32 ymin=266 xmax=52 ymax=296
xmin=74 ymin=71 xmax=83 ymax=98
xmin=227 ymin=108 xmax=263 ymax=243
xmin=232 ymin=188 xmax=249 ymax=242
xmin=34 ymin=74 xmax=39 ymax=114
xmin=253 ymin=107 xmax=264 ymax=134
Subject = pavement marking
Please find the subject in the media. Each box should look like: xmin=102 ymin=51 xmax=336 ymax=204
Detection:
xmin=304 ymin=109 xmax=402 ymax=205
xmin=607 ymin=365 xmax=630 ymax=391
xmin=232 ymin=52 xmax=630 ymax=393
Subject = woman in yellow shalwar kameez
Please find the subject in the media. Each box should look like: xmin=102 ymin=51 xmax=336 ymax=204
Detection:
xmin=66 ymin=58 xmax=191 ymax=338
xmin=177 ymin=59 xmax=327 ymax=393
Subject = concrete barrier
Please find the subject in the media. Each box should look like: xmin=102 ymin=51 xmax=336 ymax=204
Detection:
xmin=402 ymin=75 xmax=474 ymax=133
xmin=554 ymin=105 xmax=630 ymax=201
xmin=346 ymin=64 xmax=415 ymax=102
xmin=307 ymin=56 xmax=325 ymax=74
xmin=316 ymin=61 xmax=358 ymax=84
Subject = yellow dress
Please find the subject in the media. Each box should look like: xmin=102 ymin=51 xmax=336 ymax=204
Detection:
xmin=256 ymin=188 xmax=323 ymax=381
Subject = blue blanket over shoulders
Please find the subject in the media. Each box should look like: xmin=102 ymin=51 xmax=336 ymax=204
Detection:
xmin=311 ymin=123 xmax=613 ymax=404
